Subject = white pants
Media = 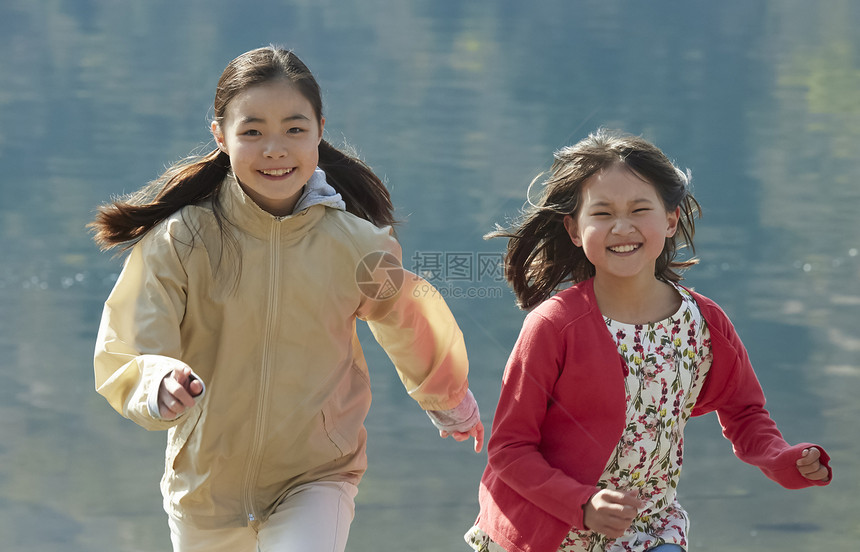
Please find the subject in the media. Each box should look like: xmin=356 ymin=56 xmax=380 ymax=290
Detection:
xmin=168 ymin=481 xmax=358 ymax=552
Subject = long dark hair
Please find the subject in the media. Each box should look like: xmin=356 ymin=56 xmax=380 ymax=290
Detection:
xmin=489 ymin=128 xmax=701 ymax=309
xmin=89 ymin=46 xmax=394 ymax=250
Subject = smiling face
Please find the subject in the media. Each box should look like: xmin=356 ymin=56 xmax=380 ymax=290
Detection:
xmin=211 ymin=78 xmax=324 ymax=216
xmin=563 ymin=164 xmax=680 ymax=285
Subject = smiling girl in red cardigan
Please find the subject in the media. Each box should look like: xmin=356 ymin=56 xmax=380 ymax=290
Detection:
xmin=466 ymin=129 xmax=831 ymax=552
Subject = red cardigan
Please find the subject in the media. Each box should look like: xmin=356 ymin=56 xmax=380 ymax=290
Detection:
xmin=475 ymin=278 xmax=831 ymax=552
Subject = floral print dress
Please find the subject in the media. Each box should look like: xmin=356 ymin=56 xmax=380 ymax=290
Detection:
xmin=466 ymin=285 xmax=712 ymax=552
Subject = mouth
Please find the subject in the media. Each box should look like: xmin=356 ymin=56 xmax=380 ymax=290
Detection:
xmin=258 ymin=168 xmax=296 ymax=177
xmin=608 ymin=244 xmax=641 ymax=254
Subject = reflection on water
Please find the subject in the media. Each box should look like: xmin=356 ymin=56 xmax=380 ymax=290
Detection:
xmin=1 ymin=1 xmax=857 ymax=551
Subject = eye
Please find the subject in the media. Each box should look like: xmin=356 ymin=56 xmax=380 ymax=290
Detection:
xmin=633 ymin=208 xmax=652 ymax=213
xmin=241 ymin=129 xmax=262 ymax=136
xmin=287 ymin=127 xmax=305 ymax=135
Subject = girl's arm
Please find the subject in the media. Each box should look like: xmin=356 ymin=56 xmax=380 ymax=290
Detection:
xmin=484 ymin=311 xmax=600 ymax=531
xmin=94 ymin=225 xmax=201 ymax=430
xmin=357 ymin=232 xmax=481 ymax=450
xmin=694 ymin=306 xmax=832 ymax=488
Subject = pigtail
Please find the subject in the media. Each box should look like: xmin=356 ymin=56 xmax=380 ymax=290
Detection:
xmin=487 ymin=165 xmax=595 ymax=310
xmin=89 ymin=149 xmax=231 ymax=250
xmin=489 ymin=210 xmax=590 ymax=310
xmin=318 ymin=140 xmax=396 ymax=228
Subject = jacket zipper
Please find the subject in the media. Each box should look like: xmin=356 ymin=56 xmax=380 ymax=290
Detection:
xmin=242 ymin=220 xmax=280 ymax=523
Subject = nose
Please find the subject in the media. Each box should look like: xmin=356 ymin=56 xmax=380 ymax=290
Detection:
xmin=264 ymin=136 xmax=288 ymax=158
xmin=612 ymin=217 xmax=634 ymax=235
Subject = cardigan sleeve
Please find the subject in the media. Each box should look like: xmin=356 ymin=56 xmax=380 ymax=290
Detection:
xmin=692 ymin=301 xmax=832 ymax=488
xmin=485 ymin=311 xmax=600 ymax=530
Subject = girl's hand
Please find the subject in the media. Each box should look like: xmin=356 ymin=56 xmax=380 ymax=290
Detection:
xmin=583 ymin=489 xmax=643 ymax=539
xmin=439 ymin=420 xmax=485 ymax=453
xmin=158 ymin=366 xmax=204 ymax=419
xmin=796 ymin=447 xmax=830 ymax=482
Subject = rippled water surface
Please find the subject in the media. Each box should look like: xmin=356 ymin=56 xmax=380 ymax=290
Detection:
xmin=1 ymin=1 xmax=858 ymax=550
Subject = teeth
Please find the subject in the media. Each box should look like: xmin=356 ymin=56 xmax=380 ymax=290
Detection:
xmin=261 ymin=168 xmax=293 ymax=176
xmin=610 ymin=244 xmax=638 ymax=253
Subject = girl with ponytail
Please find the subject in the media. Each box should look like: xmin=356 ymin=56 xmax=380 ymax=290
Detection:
xmin=91 ymin=46 xmax=482 ymax=552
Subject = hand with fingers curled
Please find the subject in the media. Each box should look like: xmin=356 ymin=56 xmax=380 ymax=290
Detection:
xmin=158 ymin=366 xmax=204 ymax=420
xmin=439 ymin=420 xmax=485 ymax=453
xmin=430 ymin=389 xmax=485 ymax=453
xmin=796 ymin=447 xmax=830 ymax=482
xmin=583 ymin=489 xmax=644 ymax=539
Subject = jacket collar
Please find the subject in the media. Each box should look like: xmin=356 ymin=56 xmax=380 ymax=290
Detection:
xmin=219 ymin=168 xmax=345 ymax=240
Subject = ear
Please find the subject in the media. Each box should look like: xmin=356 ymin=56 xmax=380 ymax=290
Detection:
xmin=211 ymin=121 xmax=228 ymax=154
xmin=563 ymin=215 xmax=583 ymax=247
xmin=317 ymin=116 xmax=326 ymax=145
xmin=666 ymin=206 xmax=680 ymax=237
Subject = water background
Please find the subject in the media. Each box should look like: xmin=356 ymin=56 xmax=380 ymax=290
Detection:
xmin=1 ymin=1 xmax=858 ymax=550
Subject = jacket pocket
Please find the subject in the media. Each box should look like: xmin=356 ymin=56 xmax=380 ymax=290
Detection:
xmin=165 ymin=406 xmax=203 ymax=473
xmin=320 ymin=406 xmax=352 ymax=456
xmin=320 ymin=367 xmax=372 ymax=456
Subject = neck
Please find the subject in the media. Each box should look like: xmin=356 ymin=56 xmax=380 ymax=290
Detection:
xmin=592 ymin=272 xmax=681 ymax=324
xmin=238 ymin=181 xmax=304 ymax=217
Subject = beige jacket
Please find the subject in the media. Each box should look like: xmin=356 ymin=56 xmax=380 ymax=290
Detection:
xmin=94 ymin=173 xmax=469 ymax=529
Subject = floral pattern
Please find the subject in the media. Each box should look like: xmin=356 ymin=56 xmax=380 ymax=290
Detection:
xmin=465 ymin=286 xmax=713 ymax=552
xmin=560 ymin=285 xmax=711 ymax=552
xmin=465 ymin=525 xmax=504 ymax=552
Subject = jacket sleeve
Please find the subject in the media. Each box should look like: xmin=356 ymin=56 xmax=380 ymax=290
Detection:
xmin=357 ymin=231 xmax=469 ymax=411
xmin=93 ymin=225 xmax=194 ymax=431
xmin=693 ymin=305 xmax=832 ymax=488
xmin=486 ymin=311 xmax=599 ymax=531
